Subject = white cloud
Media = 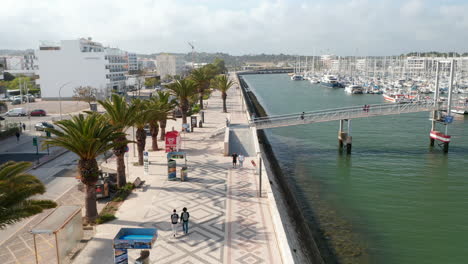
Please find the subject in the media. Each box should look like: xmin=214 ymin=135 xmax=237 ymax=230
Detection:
xmin=0 ymin=0 xmax=467 ymax=55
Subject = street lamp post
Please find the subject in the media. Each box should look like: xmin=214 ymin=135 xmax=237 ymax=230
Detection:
xmin=58 ymin=82 xmax=72 ymax=120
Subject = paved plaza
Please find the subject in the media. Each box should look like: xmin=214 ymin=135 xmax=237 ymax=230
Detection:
xmin=0 ymin=83 xmax=292 ymax=263
xmin=74 ymin=86 xmax=289 ymax=263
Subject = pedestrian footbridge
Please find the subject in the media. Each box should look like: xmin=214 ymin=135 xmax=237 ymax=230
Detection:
xmin=249 ymin=101 xmax=455 ymax=130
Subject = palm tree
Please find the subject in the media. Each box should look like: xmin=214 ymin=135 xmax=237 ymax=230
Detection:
xmin=131 ymin=98 xmax=150 ymax=165
xmin=154 ymin=91 xmax=176 ymax=141
xmin=44 ymin=113 xmax=124 ymax=222
xmin=190 ymin=68 xmax=212 ymax=109
xmin=98 ymin=94 xmax=137 ymax=187
xmin=212 ymin=74 xmax=235 ymax=113
xmin=0 ymin=161 xmax=57 ymax=229
xmin=167 ymin=79 xmax=197 ymax=126
xmin=146 ymin=93 xmax=176 ymax=151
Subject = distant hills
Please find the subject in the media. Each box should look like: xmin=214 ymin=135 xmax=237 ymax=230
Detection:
xmin=0 ymin=49 xmax=34 ymax=56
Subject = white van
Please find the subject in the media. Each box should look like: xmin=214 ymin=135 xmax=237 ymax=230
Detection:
xmin=5 ymin=108 xmax=27 ymax=117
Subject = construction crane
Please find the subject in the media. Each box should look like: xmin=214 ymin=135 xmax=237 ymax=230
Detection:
xmin=188 ymin=42 xmax=195 ymax=69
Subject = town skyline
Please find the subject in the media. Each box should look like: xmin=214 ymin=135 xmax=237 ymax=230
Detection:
xmin=1 ymin=0 xmax=468 ymax=56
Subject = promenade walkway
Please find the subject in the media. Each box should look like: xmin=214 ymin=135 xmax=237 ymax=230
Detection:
xmin=73 ymin=85 xmax=286 ymax=263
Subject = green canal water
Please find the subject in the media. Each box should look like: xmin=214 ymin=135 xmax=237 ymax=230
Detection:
xmin=243 ymin=74 xmax=468 ymax=264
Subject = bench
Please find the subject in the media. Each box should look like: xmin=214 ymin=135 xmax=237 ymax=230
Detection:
xmin=132 ymin=177 xmax=146 ymax=189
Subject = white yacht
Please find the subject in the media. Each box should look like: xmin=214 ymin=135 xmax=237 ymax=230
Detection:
xmin=345 ymin=85 xmax=364 ymax=94
xmin=291 ymin=74 xmax=304 ymax=81
xmin=320 ymin=75 xmax=340 ymax=87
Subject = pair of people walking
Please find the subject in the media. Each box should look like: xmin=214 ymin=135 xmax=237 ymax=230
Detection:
xmin=170 ymin=208 xmax=190 ymax=237
xmin=232 ymin=153 xmax=245 ymax=168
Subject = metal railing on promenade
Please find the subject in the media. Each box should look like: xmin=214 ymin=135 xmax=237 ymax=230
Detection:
xmin=249 ymin=101 xmax=452 ymax=130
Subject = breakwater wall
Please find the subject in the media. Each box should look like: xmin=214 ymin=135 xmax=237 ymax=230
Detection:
xmin=236 ymin=73 xmax=336 ymax=264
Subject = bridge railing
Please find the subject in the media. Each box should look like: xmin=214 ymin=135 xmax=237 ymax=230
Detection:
xmin=250 ymin=101 xmax=447 ymax=129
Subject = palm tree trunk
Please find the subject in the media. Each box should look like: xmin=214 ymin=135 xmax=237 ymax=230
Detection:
xmin=159 ymin=119 xmax=167 ymax=141
xmin=199 ymin=91 xmax=204 ymax=109
xmin=113 ymin=135 xmax=127 ymax=187
xmin=78 ymin=158 xmax=99 ymax=222
xmin=84 ymin=184 xmax=98 ymax=223
xmin=136 ymin=128 xmax=146 ymax=165
xmin=222 ymin=92 xmax=227 ymax=113
xmin=150 ymin=121 xmax=159 ymax=151
xmin=181 ymin=100 xmax=188 ymax=125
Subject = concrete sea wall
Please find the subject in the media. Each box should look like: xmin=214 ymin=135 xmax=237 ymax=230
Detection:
xmin=236 ymin=73 xmax=338 ymax=264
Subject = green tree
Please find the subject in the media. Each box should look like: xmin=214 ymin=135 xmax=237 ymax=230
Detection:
xmin=155 ymin=91 xmax=176 ymax=141
xmin=212 ymin=74 xmax=235 ymax=113
xmin=167 ymin=79 xmax=197 ymax=126
xmin=0 ymin=161 xmax=57 ymax=229
xmin=44 ymin=113 xmax=124 ymax=222
xmin=190 ymin=68 xmax=212 ymax=110
xmin=146 ymin=91 xmax=176 ymax=150
xmin=213 ymin=58 xmax=227 ymax=74
xmin=98 ymin=94 xmax=137 ymax=187
xmin=7 ymin=76 xmax=34 ymax=94
xmin=144 ymin=77 xmax=159 ymax=89
xmin=131 ymin=98 xmax=151 ymax=165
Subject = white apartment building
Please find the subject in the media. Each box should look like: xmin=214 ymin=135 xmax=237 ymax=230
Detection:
xmin=127 ymin=52 xmax=139 ymax=71
xmin=156 ymin=54 xmax=185 ymax=79
xmin=2 ymin=54 xmax=37 ymax=71
xmin=36 ymin=38 xmax=128 ymax=99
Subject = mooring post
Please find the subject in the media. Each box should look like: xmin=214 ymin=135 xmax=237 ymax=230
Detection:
xmin=346 ymin=119 xmax=352 ymax=154
xmin=338 ymin=120 xmax=344 ymax=149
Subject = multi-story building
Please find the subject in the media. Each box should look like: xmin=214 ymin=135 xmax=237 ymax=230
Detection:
xmin=127 ymin=52 xmax=139 ymax=71
xmin=2 ymin=54 xmax=37 ymax=71
xmin=156 ymin=54 xmax=185 ymax=79
xmin=36 ymin=38 xmax=128 ymax=99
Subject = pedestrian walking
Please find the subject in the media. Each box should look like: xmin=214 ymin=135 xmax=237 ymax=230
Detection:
xmin=170 ymin=209 xmax=179 ymax=237
xmin=232 ymin=153 xmax=238 ymax=168
xmin=15 ymin=131 xmax=20 ymax=142
xmin=22 ymin=123 xmax=26 ymax=131
xmin=238 ymin=154 xmax=245 ymax=168
xmin=300 ymin=112 xmax=305 ymax=120
xmin=180 ymin=207 xmax=190 ymax=234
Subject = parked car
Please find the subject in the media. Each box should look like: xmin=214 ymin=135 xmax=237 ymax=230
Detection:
xmin=11 ymin=99 xmax=22 ymax=105
xmin=5 ymin=108 xmax=27 ymax=116
xmin=30 ymin=109 xmax=47 ymax=116
xmin=35 ymin=122 xmax=54 ymax=131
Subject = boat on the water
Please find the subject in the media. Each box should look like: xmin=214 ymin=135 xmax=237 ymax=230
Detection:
xmin=383 ymin=92 xmax=416 ymax=103
xmin=309 ymin=77 xmax=320 ymax=84
xmin=320 ymin=74 xmax=341 ymax=88
xmin=451 ymin=98 xmax=468 ymax=115
xmin=345 ymin=85 xmax=364 ymax=94
xmin=291 ymin=74 xmax=304 ymax=81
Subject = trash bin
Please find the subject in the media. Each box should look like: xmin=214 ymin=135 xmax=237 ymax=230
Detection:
xmin=198 ymin=120 xmax=203 ymax=128
xmin=90 ymin=103 xmax=98 ymax=112
xmin=180 ymin=166 xmax=188 ymax=181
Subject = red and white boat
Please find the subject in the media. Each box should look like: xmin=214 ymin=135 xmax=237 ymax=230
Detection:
xmin=430 ymin=131 xmax=451 ymax=143
xmin=383 ymin=93 xmax=416 ymax=103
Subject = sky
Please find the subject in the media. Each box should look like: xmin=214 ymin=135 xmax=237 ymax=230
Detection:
xmin=1 ymin=0 xmax=468 ymax=56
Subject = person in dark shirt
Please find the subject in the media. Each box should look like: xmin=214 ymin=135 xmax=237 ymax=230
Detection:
xmin=232 ymin=153 xmax=238 ymax=168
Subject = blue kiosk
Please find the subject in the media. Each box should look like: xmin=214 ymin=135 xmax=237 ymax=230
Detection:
xmin=113 ymin=228 xmax=158 ymax=264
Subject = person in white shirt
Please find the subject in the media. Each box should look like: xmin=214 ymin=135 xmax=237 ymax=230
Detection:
xmin=238 ymin=154 xmax=245 ymax=168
